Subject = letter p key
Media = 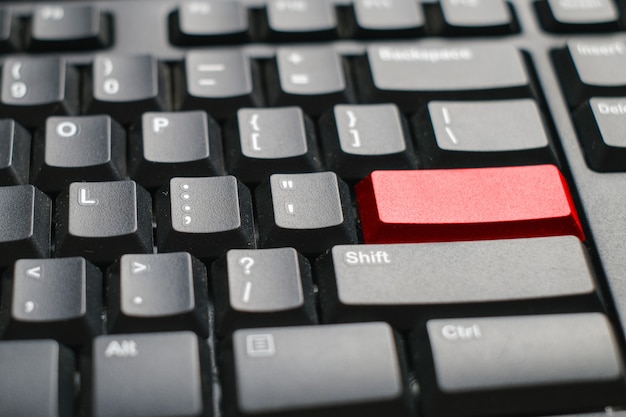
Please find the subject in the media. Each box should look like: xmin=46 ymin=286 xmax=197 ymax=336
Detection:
xmin=153 ymin=117 xmax=170 ymax=133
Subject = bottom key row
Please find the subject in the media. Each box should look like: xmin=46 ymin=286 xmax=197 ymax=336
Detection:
xmin=0 ymin=315 xmax=624 ymax=417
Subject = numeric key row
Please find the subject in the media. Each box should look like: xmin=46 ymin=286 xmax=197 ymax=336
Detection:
xmin=0 ymin=42 xmax=533 ymax=127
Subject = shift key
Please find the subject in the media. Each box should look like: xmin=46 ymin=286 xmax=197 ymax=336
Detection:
xmin=359 ymin=42 xmax=530 ymax=110
xmin=317 ymin=236 xmax=598 ymax=329
xmin=412 ymin=313 xmax=625 ymax=417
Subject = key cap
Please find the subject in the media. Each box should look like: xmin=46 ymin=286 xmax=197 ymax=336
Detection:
xmin=177 ymin=50 xmax=261 ymax=119
xmin=356 ymin=166 xmax=585 ymax=244
xmin=55 ymin=180 xmax=153 ymax=263
xmin=267 ymin=46 xmax=352 ymax=115
xmin=348 ymin=0 xmax=425 ymax=38
xmin=0 ymin=185 xmax=51 ymax=267
xmin=574 ymin=97 xmax=626 ymax=171
xmin=256 ymin=172 xmax=357 ymax=254
xmin=0 ymin=119 xmax=30 ymax=185
xmin=225 ymin=107 xmax=321 ymax=183
xmin=557 ymin=38 xmax=626 ymax=107
xmin=0 ymin=57 xmax=78 ymax=128
xmin=156 ymin=176 xmax=255 ymax=259
xmin=0 ymin=9 xmax=18 ymax=52
xmin=319 ymin=104 xmax=416 ymax=180
xmin=262 ymin=0 xmax=338 ymax=41
xmin=412 ymin=313 xmax=625 ymax=417
xmin=433 ymin=0 xmax=514 ymax=35
xmin=223 ymin=322 xmax=410 ymax=417
xmin=212 ymin=248 xmax=316 ymax=335
xmin=31 ymin=115 xmax=127 ymax=192
xmin=28 ymin=4 xmax=110 ymax=51
xmin=358 ymin=42 xmax=530 ymax=112
xmin=1 ymin=257 xmax=102 ymax=345
xmin=414 ymin=99 xmax=554 ymax=168
xmin=129 ymin=111 xmax=224 ymax=188
xmin=88 ymin=332 xmax=209 ymax=417
xmin=107 ymin=252 xmax=209 ymax=336
xmin=0 ymin=340 xmax=74 ymax=417
xmin=85 ymin=55 xmax=170 ymax=124
xmin=537 ymin=0 xmax=619 ymax=32
xmin=316 ymin=236 xmax=598 ymax=329
xmin=170 ymin=1 xmax=249 ymax=45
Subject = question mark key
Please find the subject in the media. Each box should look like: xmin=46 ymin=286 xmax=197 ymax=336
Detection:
xmin=211 ymin=248 xmax=317 ymax=335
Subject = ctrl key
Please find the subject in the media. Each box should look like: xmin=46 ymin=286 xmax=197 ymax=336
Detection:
xmin=412 ymin=313 xmax=626 ymax=417
xmin=222 ymin=323 xmax=411 ymax=417
xmin=87 ymin=332 xmax=210 ymax=417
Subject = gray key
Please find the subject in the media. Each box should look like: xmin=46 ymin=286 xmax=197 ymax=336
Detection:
xmin=268 ymin=46 xmax=350 ymax=114
xmin=256 ymin=172 xmax=357 ymax=254
xmin=130 ymin=111 xmax=223 ymax=187
xmin=227 ymin=107 xmax=321 ymax=182
xmin=265 ymin=0 xmax=337 ymax=39
xmin=29 ymin=4 xmax=109 ymax=50
xmin=320 ymin=103 xmax=415 ymax=180
xmin=543 ymin=0 xmax=619 ymax=26
xmin=416 ymin=99 xmax=553 ymax=168
xmin=212 ymin=248 xmax=316 ymax=335
xmin=0 ymin=57 xmax=78 ymax=127
xmin=178 ymin=49 xmax=260 ymax=118
xmin=156 ymin=176 xmax=255 ymax=258
xmin=360 ymin=42 xmax=529 ymax=111
xmin=172 ymin=1 xmax=249 ymax=44
xmin=225 ymin=323 xmax=409 ymax=417
xmin=439 ymin=0 xmax=512 ymax=29
xmin=414 ymin=313 xmax=625 ymax=417
xmin=558 ymin=38 xmax=626 ymax=106
xmin=87 ymin=55 xmax=169 ymax=123
xmin=55 ymin=180 xmax=153 ymax=263
xmin=89 ymin=332 xmax=208 ymax=417
xmin=31 ymin=115 xmax=127 ymax=192
xmin=353 ymin=0 xmax=425 ymax=33
xmin=1 ymin=257 xmax=102 ymax=345
xmin=0 ymin=185 xmax=50 ymax=266
xmin=0 ymin=119 xmax=30 ymax=185
xmin=0 ymin=340 xmax=74 ymax=417
xmin=574 ymin=97 xmax=626 ymax=171
xmin=317 ymin=236 xmax=598 ymax=329
xmin=107 ymin=252 xmax=209 ymax=336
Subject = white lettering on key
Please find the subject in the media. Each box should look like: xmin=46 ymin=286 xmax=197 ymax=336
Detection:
xmin=344 ymin=250 xmax=391 ymax=265
xmin=197 ymin=63 xmax=226 ymax=72
xmin=441 ymin=324 xmax=482 ymax=341
xmin=188 ymin=2 xmax=211 ymax=15
xmin=246 ymin=334 xmax=276 ymax=357
xmin=238 ymin=257 xmax=255 ymax=275
xmin=276 ymin=0 xmax=308 ymax=12
xmin=597 ymin=102 xmax=626 ymax=115
xmin=11 ymin=62 xmax=22 ymax=80
xmin=103 ymin=78 xmax=120 ymax=95
xmin=287 ymin=53 xmax=304 ymax=65
xmin=199 ymin=79 xmax=217 ymax=86
xmin=103 ymin=58 xmax=114 ymax=77
xmin=41 ymin=6 xmax=64 ymax=21
xmin=105 ymin=340 xmax=139 ymax=358
xmin=152 ymin=117 xmax=170 ymax=133
xmin=378 ymin=47 xmax=473 ymax=63
xmin=131 ymin=261 xmax=148 ymax=274
xmin=56 ymin=121 xmax=78 ymax=138
xmin=280 ymin=179 xmax=295 ymax=190
xmin=24 ymin=301 xmax=35 ymax=313
xmin=250 ymin=114 xmax=260 ymax=131
xmin=251 ymin=133 xmax=261 ymax=151
xmin=78 ymin=188 xmax=98 ymax=206
xmin=290 ymin=74 xmax=310 ymax=85
xmin=576 ymin=42 xmax=626 ymax=56
xmin=10 ymin=82 xmax=27 ymax=99
xmin=26 ymin=266 xmax=42 ymax=279
xmin=242 ymin=281 xmax=252 ymax=303
xmin=285 ymin=203 xmax=295 ymax=214
xmin=363 ymin=0 xmax=393 ymax=10
xmin=349 ymin=129 xmax=361 ymax=148
xmin=347 ymin=110 xmax=357 ymax=128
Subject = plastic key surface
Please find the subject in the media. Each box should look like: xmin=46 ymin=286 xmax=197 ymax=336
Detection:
xmin=413 ymin=313 xmax=625 ymax=417
xmin=356 ymin=165 xmax=584 ymax=244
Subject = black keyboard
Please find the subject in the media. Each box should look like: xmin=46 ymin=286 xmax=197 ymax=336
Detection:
xmin=1 ymin=0 xmax=626 ymax=416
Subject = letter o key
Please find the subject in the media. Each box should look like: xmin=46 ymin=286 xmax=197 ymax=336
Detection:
xmin=57 ymin=121 xmax=78 ymax=138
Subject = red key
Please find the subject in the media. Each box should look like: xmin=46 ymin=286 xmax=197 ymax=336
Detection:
xmin=355 ymin=165 xmax=584 ymax=243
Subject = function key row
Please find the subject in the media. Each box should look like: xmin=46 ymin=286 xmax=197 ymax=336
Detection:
xmin=0 ymin=97 xmax=558 ymax=190
xmin=0 ymin=43 xmax=533 ymax=128
xmin=535 ymin=0 xmax=623 ymax=33
xmin=170 ymin=0 xmax=518 ymax=45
